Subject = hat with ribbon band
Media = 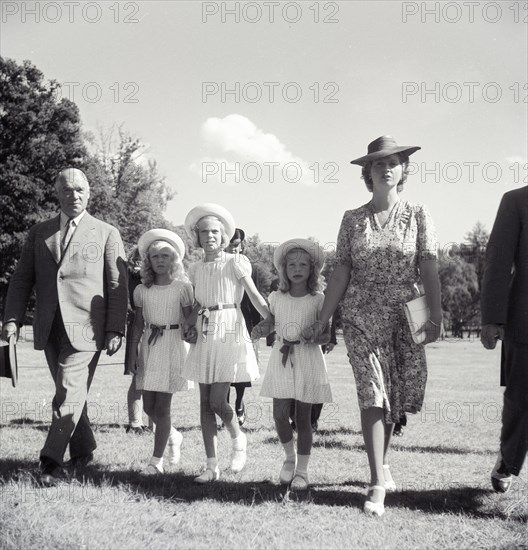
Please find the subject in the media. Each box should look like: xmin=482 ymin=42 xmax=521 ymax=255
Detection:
xmin=184 ymin=203 xmax=236 ymax=241
xmin=138 ymin=229 xmax=186 ymax=260
xmin=350 ymin=135 xmax=421 ymax=166
xmin=273 ymin=238 xmax=325 ymax=273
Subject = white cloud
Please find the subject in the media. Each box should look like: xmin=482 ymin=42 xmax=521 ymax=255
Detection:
xmin=505 ymin=156 xmax=527 ymax=165
xmin=190 ymin=114 xmax=314 ymax=186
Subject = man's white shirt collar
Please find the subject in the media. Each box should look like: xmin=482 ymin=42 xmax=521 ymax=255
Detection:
xmin=60 ymin=210 xmax=86 ymax=228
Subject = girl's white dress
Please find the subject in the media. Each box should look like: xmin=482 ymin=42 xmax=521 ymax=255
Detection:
xmin=182 ymin=253 xmax=259 ymax=384
xmin=260 ymin=291 xmax=332 ymax=403
xmin=134 ymin=280 xmax=194 ymax=393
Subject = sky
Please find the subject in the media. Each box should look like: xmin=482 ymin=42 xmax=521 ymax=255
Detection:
xmin=1 ymin=0 xmax=527 ymax=250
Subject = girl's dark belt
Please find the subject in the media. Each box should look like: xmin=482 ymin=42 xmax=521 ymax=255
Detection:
xmin=198 ymin=304 xmax=238 ymax=337
xmin=148 ymin=324 xmax=180 ymax=346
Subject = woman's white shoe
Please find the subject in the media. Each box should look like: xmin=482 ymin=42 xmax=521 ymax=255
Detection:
xmin=364 ymin=485 xmax=386 ymax=517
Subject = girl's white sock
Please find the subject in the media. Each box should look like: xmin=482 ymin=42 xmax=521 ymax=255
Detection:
xmin=169 ymin=427 xmax=181 ymax=444
xmin=231 ymin=432 xmax=246 ymax=449
xmin=150 ymin=456 xmax=163 ymax=466
xmin=296 ymin=454 xmax=310 ymax=476
xmin=206 ymin=457 xmax=218 ymax=471
xmin=282 ymin=438 xmax=296 ymax=461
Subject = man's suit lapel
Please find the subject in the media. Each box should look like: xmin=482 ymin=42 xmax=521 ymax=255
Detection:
xmin=44 ymin=216 xmax=61 ymax=264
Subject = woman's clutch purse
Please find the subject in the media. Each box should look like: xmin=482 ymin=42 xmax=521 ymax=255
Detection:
xmin=404 ymin=295 xmax=429 ymax=344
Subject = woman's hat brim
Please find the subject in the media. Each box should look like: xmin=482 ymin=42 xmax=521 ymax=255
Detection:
xmin=184 ymin=203 xmax=236 ymax=240
xmin=138 ymin=229 xmax=186 ymax=260
xmin=350 ymin=146 xmax=421 ymax=166
xmin=273 ymin=238 xmax=325 ymax=273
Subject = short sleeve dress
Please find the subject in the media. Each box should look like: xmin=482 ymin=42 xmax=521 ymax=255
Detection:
xmin=182 ymin=253 xmax=260 ymax=384
xmin=260 ymin=291 xmax=333 ymax=404
xmin=134 ymin=280 xmax=194 ymax=393
xmin=335 ymin=200 xmax=437 ymax=423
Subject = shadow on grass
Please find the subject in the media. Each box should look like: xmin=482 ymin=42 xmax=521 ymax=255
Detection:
xmin=1 ymin=458 xmax=525 ymax=522
xmin=391 ymin=443 xmax=494 ymax=456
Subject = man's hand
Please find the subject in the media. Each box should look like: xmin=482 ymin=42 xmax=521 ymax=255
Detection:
xmin=105 ymin=331 xmax=123 ymax=356
xmin=481 ymin=324 xmax=504 ymax=350
xmin=1 ymin=321 xmax=18 ymax=342
xmin=323 ymin=343 xmax=335 ymax=354
xmin=183 ymin=325 xmax=198 ymax=344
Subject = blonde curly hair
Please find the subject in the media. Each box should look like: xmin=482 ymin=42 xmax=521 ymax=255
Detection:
xmin=140 ymin=240 xmax=188 ymax=287
xmin=189 ymin=215 xmax=230 ymax=249
xmin=277 ymin=248 xmax=325 ymax=295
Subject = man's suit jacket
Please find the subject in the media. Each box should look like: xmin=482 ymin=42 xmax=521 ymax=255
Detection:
xmin=4 ymin=212 xmax=128 ymax=351
xmin=481 ymin=186 xmax=528 ymax=344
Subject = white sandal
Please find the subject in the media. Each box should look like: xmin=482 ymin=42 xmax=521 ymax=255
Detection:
xmin=194 ymin=467 xmax=220 ymax=484
xmin=290 ymin=472 xmax=309 ymax=491
xmin=279 ymin=459 xmax=296 ymax=485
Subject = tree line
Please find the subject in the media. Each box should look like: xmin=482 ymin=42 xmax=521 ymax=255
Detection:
xmin=0 ymin=57 xmax=488 ymax=333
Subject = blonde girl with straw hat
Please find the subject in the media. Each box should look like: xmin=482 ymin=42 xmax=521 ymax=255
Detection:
xmin=252 ymin=239 xmax=333 ymax=490
xmin=182 ymin=204 xmax=269 ymax=483
xmin=126 ymin=229 xmax=194 ymax=474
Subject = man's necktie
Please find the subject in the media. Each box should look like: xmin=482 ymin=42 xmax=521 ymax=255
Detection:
xmin=61 ymin=218 xmax=75 ymax=256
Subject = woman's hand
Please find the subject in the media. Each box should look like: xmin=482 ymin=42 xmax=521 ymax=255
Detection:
xmin=416 ymin=318 xmax=442 ymax=345
xmin=303 ymin=320 xmax=330 ymax=344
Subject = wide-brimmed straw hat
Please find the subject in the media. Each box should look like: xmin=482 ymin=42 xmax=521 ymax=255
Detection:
xmin=273 ymin=238 xmax=325 ymax=273
xmin=350 ymin=135 xmax=421 ymax=166
xmin=138 ymin=229 xmax=186 ymax=260
xmin=184 ymin=203 xmax=236 ymax=240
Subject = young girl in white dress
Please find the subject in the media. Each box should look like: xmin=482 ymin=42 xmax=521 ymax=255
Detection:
xmin=127 ymin=229 xmax=194 ymax=474
xmin=182 ymin=204 xmax=269 ymax=483
xmin=252 ymin=239 xmax=333 ymax=490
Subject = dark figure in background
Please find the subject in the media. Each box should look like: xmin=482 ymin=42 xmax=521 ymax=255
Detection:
xmin=266 ymin=278 xmax=280 ymax=347
xmin=481 ymin=186 xmax=528 ymax=493
xmin=124 ymin=247 xmax=153 ymax=434
xmin=225 ymin=228 xmax=262 ymax=425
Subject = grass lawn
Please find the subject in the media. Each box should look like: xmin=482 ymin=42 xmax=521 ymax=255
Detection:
xmin=1 ymin=335 xmax=527 ymax=549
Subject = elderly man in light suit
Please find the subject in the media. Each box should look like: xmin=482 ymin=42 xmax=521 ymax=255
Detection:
xmin=2 ymin=168 xmax=128 ymax=485
xmin=481 ymin=185 xmax=528 ymax=493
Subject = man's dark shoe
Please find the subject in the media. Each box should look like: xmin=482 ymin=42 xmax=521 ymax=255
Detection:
xmin=236 ymin=403 xmax=246 ymax=426
xmin=491 ymin=453 xmax=513 ymax=493
xmin=126 ymin=425 xmax=147 ymax=434
xmin=66 ymin=452 xmax=94 ymax=471
xmin=39 ymin=463 xmax=68 ymax=487
xmin=393 ymin=423 xmax=404 ymax=437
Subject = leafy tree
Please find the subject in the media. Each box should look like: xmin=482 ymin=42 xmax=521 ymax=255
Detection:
xmin=0 ymin=57 xmax=87 ymax=303
xmin=83 ymin=125 xmax=176 ymax=253
xmin=461 ymin=222 xmax=489 ymax=291
xmin=438 ymin=255 xmax=479 ymax=331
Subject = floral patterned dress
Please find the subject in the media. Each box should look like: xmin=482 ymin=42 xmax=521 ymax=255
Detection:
xmin=335 ymin=200 xmax=437 ymax=423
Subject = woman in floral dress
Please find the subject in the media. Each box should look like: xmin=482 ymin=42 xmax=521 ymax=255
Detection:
xmin=309 ymin=136 xmax=442 ymax=516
